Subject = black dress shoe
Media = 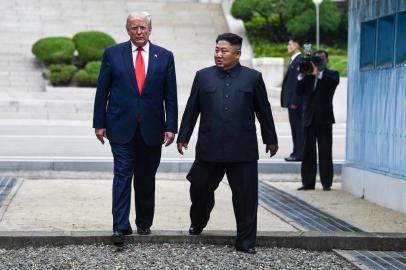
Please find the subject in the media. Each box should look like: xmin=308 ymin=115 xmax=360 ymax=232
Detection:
xmin=323 ymin=186 xmax=331 ymax=191
xmin=111 ymin=231 xmax=124 ymax=247
xmin=236 ymin=246 xmax=256 ymax=254
xmin=188 ymin=225 xmax=202 ymax=235
xmin=137 ymin=227 xmax=151 ymax=235
xmin=122 ymin=229 xmax=133 ymax=236
xmin=297 ymin=186 xmax=315 ymax=191
xmin=284 ymin=156 xmax=302 ymax=162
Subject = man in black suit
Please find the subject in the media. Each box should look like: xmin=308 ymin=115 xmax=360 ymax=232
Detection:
xmin=177 ymin=33 xmax=278 ymax=254
xmin=296 ymin=50 xmax=339 ymax=191
xmin=281 ymin=38 xmax=304 ymax=162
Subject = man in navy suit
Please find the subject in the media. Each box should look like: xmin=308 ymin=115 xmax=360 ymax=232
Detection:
xmin=281 ymin=37 xmax=304 ymax=162
xmin=177 ymin=33 xmax=278 ymax=254
xmin=93 ymin=11 xmax=178 ymax=246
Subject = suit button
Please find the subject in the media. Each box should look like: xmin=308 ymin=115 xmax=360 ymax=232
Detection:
xmin=225 ymin=107 xmax=229 ymax=111
xmin=226 ymin=83 xmax=231 ymax=87
xmin=225 ymin=94 xmax=229 ymax=99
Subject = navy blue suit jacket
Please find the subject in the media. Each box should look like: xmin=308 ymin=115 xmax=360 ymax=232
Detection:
xmin=93 ymin=41 xmax=178 ymax=146
xmin=281 ymin=54 xmax=303 ymax=108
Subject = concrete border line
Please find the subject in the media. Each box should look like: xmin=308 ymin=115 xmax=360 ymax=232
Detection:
xmin=260 ymin=181 xmax=363 ymax=232
xmin=333 ymin=249 xmax=369 ymax=270
xmin=0 ymin=160 xmax=343 ymax=173
xmin=258 ymin=202 xmax=306 ymax=231
xmin=0 ymin=231 xmax=405 ymax=251
xmin=0 ymin=178 xmax=23 ymax=221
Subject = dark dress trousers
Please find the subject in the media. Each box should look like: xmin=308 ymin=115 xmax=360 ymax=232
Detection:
xmin=281 ymin=55 xmax=304 ymax=159
xmin=296 ymin=69 xmax=339 ymax=188
xmin=93 ymin=41 xmax=178 ymax=233
xmin=177 ymin=63 xmax=278 ymax=250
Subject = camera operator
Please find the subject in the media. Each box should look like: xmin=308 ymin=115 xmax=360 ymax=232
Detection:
xmin=296 ymin=50 xmax=339 ymax=191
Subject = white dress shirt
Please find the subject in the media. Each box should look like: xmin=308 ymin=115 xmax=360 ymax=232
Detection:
xmin=290 ymin=51 xmax=301 ymax=64
xmin=131 ymin=41 xmax=149 ymax=75
xmin=298 ymin=69 xmax=324 ymax=90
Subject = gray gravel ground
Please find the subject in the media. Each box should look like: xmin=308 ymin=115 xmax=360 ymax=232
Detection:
xmin=0 ymin=243 xmax=356 ymax=270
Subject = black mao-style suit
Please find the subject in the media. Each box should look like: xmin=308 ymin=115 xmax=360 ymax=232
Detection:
xmin=281 ymin=54 xmax=304 ymax=159
xmin=177 ymin=63 xmax=278 ymax=250
xmin=296 ymin=69 xmax=339 ymax=188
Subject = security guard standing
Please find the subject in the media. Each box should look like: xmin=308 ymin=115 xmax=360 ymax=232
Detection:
xmin=177 ymin=33 xmax=278 ymax=254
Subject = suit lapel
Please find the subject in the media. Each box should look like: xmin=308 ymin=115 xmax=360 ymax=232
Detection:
xmin=143 ymin=43 xmax=157 ymax=94
xmin=122 ymin=41 xmax=139 ymax=94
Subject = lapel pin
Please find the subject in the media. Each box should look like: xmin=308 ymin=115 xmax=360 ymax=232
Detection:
xmin=154 ymin=54 xmax=158 ymax=58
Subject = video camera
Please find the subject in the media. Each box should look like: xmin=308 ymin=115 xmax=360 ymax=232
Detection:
xmin=298 ymin=44 xmax=322 ymax=74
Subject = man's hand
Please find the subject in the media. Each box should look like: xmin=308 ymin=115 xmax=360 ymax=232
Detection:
xmin=266 ymin=144 xmax=278 ymax=157
xmin=164 ymin=132 xmax=175 ymax=147
xmin=95 ymin=128 xmax=107 ymax=145
xmin=290 ymin=104 xmax=298 ymax=110
xmin=177 ymin=143 xmax=188 ymax=155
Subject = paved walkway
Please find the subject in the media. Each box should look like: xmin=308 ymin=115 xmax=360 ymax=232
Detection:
xmin=0 ymin=121 xmax=346 ymax=164
xmin=1 ymin=172 xmax=405 ymax=234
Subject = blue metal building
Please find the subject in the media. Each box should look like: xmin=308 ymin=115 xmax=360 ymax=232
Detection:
xmin=343 ymin=0 xmax=406 ymax=213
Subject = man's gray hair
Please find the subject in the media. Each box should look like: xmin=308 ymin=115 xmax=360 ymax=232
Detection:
xmin=126 ymin=11 xmax=152 ymax=30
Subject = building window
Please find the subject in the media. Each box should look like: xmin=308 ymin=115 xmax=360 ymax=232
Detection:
xmin=395 ymin=11 xmax=406 ymax=66
xmin=376 ymin=15 xmax=395 ymax=69
xmin=360 ymin=20 xmax=377 ymax=70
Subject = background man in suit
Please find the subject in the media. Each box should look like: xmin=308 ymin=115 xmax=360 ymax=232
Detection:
xmin=281 ymin=38 xmax=304 ymax=162
xmin=93 ymin=11 xmax=178 ymax=246
xmin=177 ymin=33 xmax=278 ymax=254
xmin=296 ymin=50 xmax=339 ymax=191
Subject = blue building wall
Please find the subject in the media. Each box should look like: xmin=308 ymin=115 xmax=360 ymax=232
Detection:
xmin=347 ymin=0 xmax=406 ymax=179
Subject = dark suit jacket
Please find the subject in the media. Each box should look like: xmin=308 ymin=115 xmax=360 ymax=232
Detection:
xmin=177 ymin=63 xmax=278 ymax=162
xmin=281 ymin=54 xmax=303 ymax=108
xmin=296 ymin=68 xmax=339 ymax=127
xmin=93 ymin=41 xmax=178 ymax=145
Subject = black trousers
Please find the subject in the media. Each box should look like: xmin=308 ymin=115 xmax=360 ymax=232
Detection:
xmin=301 ymin=124 xmax=333 ymax=188
xmin=187 ymin=160 xmax=258 ymax=249
xmin=288 ymin=107 xmax=304 ymax=159
xmin=110 ymin=127 xmax=162 ymax=233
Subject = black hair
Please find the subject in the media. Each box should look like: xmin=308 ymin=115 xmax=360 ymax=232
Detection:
xmin=216 ymin=33 xmax=243 ymax=48
xmin=315 ymin=49 xmax=329 ymax=60
xmin=289 ymin=36 xmax=303 ymax=47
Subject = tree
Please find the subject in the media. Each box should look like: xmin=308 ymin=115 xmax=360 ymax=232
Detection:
xmin=231 ymin=0 xmax=343 ymax=44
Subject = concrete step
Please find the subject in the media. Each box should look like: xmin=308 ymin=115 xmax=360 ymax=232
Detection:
xmin=0 ymin=0 xmax=229 ymax=121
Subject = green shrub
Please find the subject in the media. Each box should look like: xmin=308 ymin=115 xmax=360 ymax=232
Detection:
xmin=48 ymin=64 xmax=77 ymax=86
xmin=329 ymin=55 xmax=348 ymax=77
xmin=32 ymin=37 xmax=75 ymax=64
xmin=247 ymin=35 xmax=288 ymax=57
xmin=246 ymin=36 xmax=348 ymax=76
xmin=75 ymin=61 xmax=101 ymax=86
xmin=73 ymin=31 xmax=116 ymax=62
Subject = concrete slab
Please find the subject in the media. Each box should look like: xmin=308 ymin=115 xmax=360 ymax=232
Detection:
xmin=0 ymin=179 xmax=296 ymax=232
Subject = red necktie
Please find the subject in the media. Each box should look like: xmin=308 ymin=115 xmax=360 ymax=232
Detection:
xmin=135 ymin=47 xmax=145 ymax=94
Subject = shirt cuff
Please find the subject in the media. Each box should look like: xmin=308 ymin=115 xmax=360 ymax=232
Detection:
xmin=318 ymin=70 xmax=324 ymax=79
